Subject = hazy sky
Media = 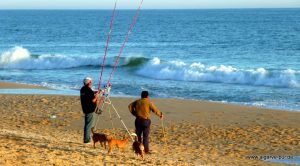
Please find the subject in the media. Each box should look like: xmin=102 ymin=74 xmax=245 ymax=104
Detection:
xmin=0 ymin=0 xmax=299 ymax=9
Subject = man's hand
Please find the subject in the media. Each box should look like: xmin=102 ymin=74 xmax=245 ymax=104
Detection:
xmin=95 ymin=90 xmax=101 ymax=97
xmin=92 ymin=90 xmax=101 ymax=103
xmin=160 ymin=114 xmax=164 ymax=120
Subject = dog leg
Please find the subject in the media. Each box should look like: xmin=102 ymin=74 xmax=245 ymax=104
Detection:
xmin=108 ymin=143 xmax=113 ymax=154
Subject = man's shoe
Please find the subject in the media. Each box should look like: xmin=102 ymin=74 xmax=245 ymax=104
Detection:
xmin=145 ymin=150 xmax=153 ymax=155
xmin=84 ymin=142 xmax=91 ymax=145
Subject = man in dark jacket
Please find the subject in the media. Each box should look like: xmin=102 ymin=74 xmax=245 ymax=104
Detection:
xmin=128 ymin=91 xmax=163 ymax=154
xmin=80 ymin=77 xmax=99 ymax=144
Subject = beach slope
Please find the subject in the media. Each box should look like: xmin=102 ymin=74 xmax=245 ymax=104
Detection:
xmin=0 ymin=85 xmax=299 ymax=165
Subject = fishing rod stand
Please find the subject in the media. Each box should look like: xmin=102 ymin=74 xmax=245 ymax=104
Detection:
xmin=95 ymin=84 xmax=111 ymax=114
xmin=94 ymin=84 xmax=134 ymax=141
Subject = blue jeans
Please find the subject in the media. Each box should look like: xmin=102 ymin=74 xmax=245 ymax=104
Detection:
xmin=135 ymin=118 xmax=151 ymax=152
xmin=84 ymin=112 xmax=95 ymax=143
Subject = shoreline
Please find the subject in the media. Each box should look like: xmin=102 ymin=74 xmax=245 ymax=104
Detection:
xmin=0 ymin=81 xmax=298 ymax=113
xmin=0 ymin=81 xmax=49 ymax=90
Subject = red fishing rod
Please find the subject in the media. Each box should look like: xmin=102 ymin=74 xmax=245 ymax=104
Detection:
xmin=97 ymin=0 xmax=118 ymax=91
xmin=95 ymin=0 xmax=144 ymax=113
xmin=106 ymin=0 xmax=144 ymax=86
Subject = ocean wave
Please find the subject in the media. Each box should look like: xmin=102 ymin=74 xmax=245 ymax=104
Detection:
xmin=137 ymin=57 xmax=300 ymax=88
xmin=0 ymin=46 xmax=149 ymax=69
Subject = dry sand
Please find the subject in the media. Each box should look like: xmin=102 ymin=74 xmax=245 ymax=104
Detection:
xmin=0 ymin=83 xmax=299 ymax=165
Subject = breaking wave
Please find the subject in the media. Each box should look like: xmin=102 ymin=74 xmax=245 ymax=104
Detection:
xmin=2 ymin=47 xmax=299 ymax=88
xmin=137 ymin=57 xmax=300 ymax=88
xmin=0 ymin=46 xmax=149 ymax=69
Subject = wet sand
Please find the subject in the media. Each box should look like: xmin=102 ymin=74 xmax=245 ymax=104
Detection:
xmin=0 ymin=82 xmax=49 ymax=90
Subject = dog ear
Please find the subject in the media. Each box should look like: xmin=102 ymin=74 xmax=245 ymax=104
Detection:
xmin=131 ymin=133 xmax=137 ymax=137
xmin=106 ymin=135 xmax=113 ymax=140
xmin=131 ymin=133 xmax=138 ymax=141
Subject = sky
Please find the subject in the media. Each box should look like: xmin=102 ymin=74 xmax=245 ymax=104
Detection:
xmin=0 ymin=0 xmax=299 ymax=9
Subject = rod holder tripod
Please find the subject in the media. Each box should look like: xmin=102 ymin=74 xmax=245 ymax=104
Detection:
xmin=94 ymin=84 xmax=134 ymax=142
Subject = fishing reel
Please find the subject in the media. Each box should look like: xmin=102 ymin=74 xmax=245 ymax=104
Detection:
xmin=95 ymin=83 xmax=112 ymax=114
xmin=103 ymin=83 xmax=112 ymax=96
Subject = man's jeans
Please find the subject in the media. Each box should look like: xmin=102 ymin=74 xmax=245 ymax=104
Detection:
xmin=135 ymin=117 xmax=151 ymax=152
xmin=84 ymin=112 xmax=95 ymax=143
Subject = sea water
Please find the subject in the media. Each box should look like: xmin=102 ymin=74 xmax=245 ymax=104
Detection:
xmin=0 ymin=9 xmax=299 ymax=111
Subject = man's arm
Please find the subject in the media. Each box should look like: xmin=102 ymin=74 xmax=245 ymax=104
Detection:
xmin=150 ymin=102 xmax=163 ymax=119
xmin=92 ymin=91 xmax=100 ymax=103
xmin=128 ymin=101 xmax=137 ymax=116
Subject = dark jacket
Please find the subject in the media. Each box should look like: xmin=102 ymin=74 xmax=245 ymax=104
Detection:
xmin=80 ymin=85 xmax=96 ymax=114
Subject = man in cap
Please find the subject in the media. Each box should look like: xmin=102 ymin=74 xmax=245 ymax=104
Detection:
xmin=80 ymin=77 xmax=100 ymax=144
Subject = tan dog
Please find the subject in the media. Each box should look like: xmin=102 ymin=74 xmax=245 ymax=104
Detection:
xmin=132 ymin=133 xmax=145 ymax=159
xmin=91 ymin=127 xmax=108 ymax=149
xmin=107 ymin=136 xmax=130 ymax=154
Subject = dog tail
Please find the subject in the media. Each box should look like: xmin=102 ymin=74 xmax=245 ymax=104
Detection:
xmin=91 ymin=127 xmax=95 ymax=134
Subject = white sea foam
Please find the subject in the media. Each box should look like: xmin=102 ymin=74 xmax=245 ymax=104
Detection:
xmin=137 ymin=57 xmax=300 ymax=88
xmin=0 ymin=47 xmax=103 ymax=69
xmin=0 ymin=47 xmax=145 ymax=69
xmin=1 ymin=47 xmax=299 ymax=89
xmin=0 ymin=46 xmax=30 ymax=64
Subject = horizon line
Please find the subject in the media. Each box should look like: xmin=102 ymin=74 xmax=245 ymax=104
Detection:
xmin=0 ymin=7 xmax=299 ymax=10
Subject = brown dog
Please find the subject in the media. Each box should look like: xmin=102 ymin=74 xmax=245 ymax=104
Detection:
xmin=132 ymin=135 xmax=145 ymax=159
xmin=107 ymin=136 xmax=130 ymax=154
xmin=91 ymin=127 xmax=108 ymax=149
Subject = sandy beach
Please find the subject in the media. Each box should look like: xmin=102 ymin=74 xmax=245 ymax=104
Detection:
xmin=0 ymin=83 xmax=299 ymax=165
